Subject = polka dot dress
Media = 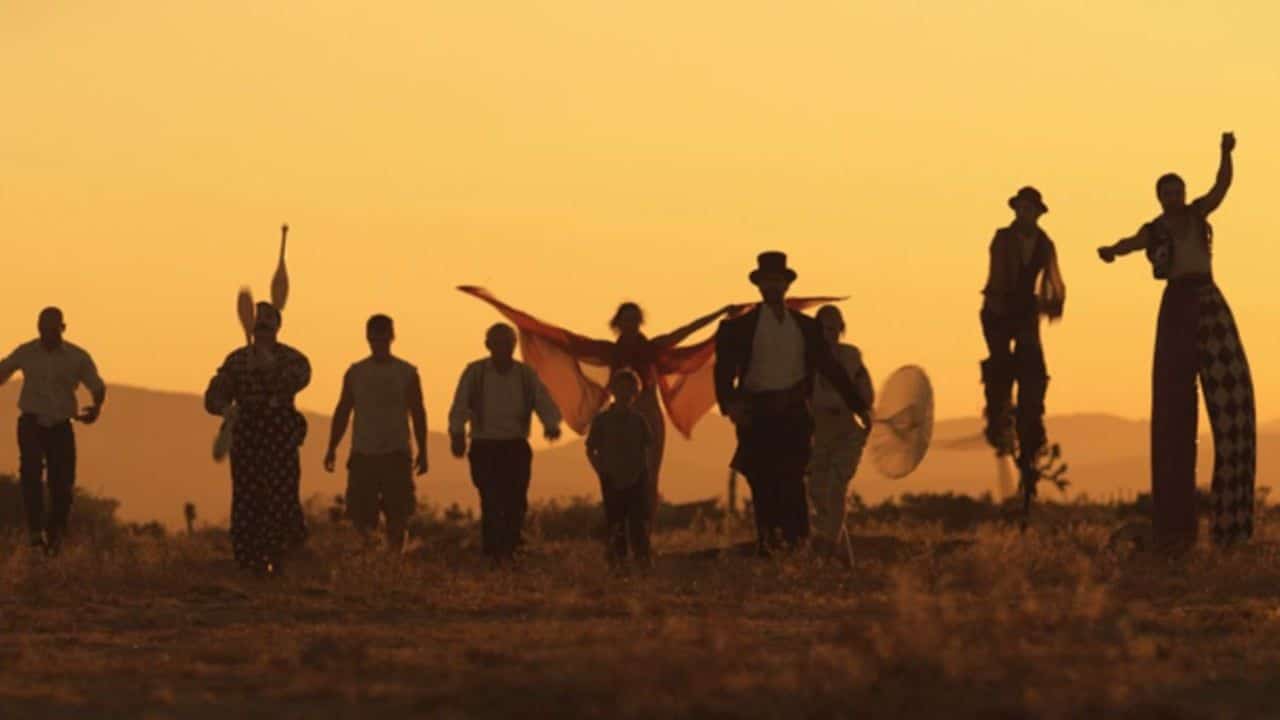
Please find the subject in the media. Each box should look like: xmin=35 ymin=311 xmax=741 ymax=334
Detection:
xmin=214 ymin=344 xmax=311 ymax=573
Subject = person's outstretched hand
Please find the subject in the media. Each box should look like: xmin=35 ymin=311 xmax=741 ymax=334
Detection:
xmin=1098 ymin=246 xmax=1117 ymax=263
xmin=415 ymin=451 xmax=429 ymax=476
xmin=1222 ymin=131 xmax=1236 ymax=153
xmin=450 ymin=433 xmax=467 ymax=458
xmin=323 ymin=447 xmax=337 ymax=473
xmin=76 ymin=405 xmax=101 ymax=424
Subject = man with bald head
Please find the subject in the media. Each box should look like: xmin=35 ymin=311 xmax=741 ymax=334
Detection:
xmin=0 ymin=307 xmax=106 ymax=554
xmin=448 ymin=323 xmax=562 ymax=563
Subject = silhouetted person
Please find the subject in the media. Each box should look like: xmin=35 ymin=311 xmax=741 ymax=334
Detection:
xmin=324 ymin=314 xmax=428 ymax=552
xmin=586 ymin=369 xmax=654 ymax=570
xmin=0 ymin=307 xmax=106 ymax=555
xmin=1098 ymin=132 xmax=1253 ymax=550
xmin=203 ymin=302 xmax=310 ymax=575
xmin=806 ymin=305 xmax=874 ymax=558
xmin=714 ymin=252 xmax=868 ymax=555
xmin=184 ymin=502 xmax=197 ymax=535
xmin=980 ymin=186 xmax=1066 ymax=503
xmin=459 ymin=287 xmax=732 ymax=526
xmin=448 ymin=323 xmax=562 ymax=563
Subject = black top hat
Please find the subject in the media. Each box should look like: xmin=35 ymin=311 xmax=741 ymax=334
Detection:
xmin=749 ymin=251 xmax=797 ymax=284
xmin=1008 ymin=186 xmax=1048 ymax=213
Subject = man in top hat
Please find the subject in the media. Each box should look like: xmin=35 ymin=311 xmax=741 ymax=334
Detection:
xmin=0 ymin=307 xmax=106 ymax=555
xmin=980 ymin=186 xmax=1066 ymax=503
xmin=714 ymin=252 xmax=868 ymax=554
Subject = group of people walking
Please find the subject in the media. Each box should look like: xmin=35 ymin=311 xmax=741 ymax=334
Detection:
xmin=1 ymin=132 xmax=1255 ymax=571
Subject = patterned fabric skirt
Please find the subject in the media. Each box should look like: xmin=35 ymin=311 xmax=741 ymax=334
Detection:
xmin=1151 ymin=275 xmax=1256 ymax=548
xmin=228 ymin=408 xmax=308 ymax=571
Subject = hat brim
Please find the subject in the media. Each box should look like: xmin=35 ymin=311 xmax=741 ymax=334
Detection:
xmin=1009 ymin=196 xmax=1049 ymax=213
xmin=749 ymin=269 xmax=797 ymax=284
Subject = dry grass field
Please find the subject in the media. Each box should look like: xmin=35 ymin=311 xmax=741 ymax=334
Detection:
xmin=4 ymin=495 xmax=1280 ymax=720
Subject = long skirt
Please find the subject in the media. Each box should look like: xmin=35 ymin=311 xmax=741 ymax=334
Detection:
xmin=1152 ymin=275 xmax=1256 ymax=549
xmin=229 ymin=408 xmax=308 ymax=572
xmin=807 ymin=414 xmax=867 ymax=542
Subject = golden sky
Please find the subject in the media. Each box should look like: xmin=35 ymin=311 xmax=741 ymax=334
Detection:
xmin=2 ymin=1 xmax=1277 ymax=430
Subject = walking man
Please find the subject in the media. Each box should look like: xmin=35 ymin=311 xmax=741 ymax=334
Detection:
xmin=448 ymin=323 xmax=562 ymax=563
xmin=324 ymin=314 xmax=429 ymax=552
xmin=714 ymin=253 xmax=868 ymax=555
xmin=0 ymin=307 xmax=106 ymax=555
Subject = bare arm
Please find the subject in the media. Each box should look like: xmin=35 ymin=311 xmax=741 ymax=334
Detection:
xmin=408 ymin=371 xmax=428 ymax=473
xmin=650 ymin=305 xmax=733 ymax=348
xmin=1193 ymin=132 xmax=1235 ymax=216
xmin=325 ymin=372 xmax=356 ymax=459
xmin=1098 ymin=226 xmax=1150 ymax=262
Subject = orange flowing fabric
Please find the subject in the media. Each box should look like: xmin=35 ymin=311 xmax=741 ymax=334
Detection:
xmin=458 ymin=286 xmax=843 ymax=438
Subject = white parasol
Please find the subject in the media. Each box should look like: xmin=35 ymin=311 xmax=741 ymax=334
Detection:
xmin=868 ymin=365 xmax=934 ymax=479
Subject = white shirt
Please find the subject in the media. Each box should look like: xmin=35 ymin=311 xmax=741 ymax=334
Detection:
xmin=346 ymin=356 xmax=420 ymax=455
xmin=448 ymin=359 xmax=562 ymax=441
xmin=0 ymin=340 xmax=105 ymax=426
xmin=744 ymin=309 xmax=806 ymax=392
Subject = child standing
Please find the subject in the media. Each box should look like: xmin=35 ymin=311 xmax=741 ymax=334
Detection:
xmin=587 ymin=370 xmax=654 ymax=569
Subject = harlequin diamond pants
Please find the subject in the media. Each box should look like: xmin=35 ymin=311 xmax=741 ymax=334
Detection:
xmin=1152 ymin=275 xmax=1256 ymax=549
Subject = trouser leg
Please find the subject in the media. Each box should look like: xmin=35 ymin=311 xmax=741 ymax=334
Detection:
xmin=1152 ymin=286 xmax=1200 ymax=550
xmin=17 ymin=416 xmax=47 ymax=541
xmin=44 ymin=422 xmax=76 ymax=546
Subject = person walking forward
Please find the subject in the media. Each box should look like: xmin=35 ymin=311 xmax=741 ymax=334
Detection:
xmin=586 ymin=369 xmax=654 ymax=570
xmin=714 ymin=252 xmax=868 ymax=555
xmin=0 ymin=307 xmax=106 ymax=555
xmin=806 ymin=305 xmax=874 ymax=558
xmin=324 ymin=314 xmax=429 ymax=552
xmin=204 ymin=302 xmax=311 ymax=575
xmin=1098 ymin=132 xmax=1254 ymax=550
xmin=449 ymin=323 xmax=562 ymax=563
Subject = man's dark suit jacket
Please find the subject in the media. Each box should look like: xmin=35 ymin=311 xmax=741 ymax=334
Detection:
xmin=713 ymin=306 xmax=866 ymax=416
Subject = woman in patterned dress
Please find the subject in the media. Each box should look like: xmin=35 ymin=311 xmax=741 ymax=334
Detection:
xmin=204 ymin=302 xmax=311 ymax=574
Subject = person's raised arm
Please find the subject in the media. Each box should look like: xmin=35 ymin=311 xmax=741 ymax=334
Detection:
xmin=650 ymin=305 xmax=734 ymax=349
xmin=1194 ymin=132 xmax=1235 ymax=216
xmin=408 ymin=370 xmax=428 ymax=475
xmin=1098 ymin=225 xmax=1151 ymax=263
xmin=324 ymin=370 xmax=356 ymax=472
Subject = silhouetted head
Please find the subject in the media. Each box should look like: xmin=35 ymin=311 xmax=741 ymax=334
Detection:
xmin=253 ymin=302 xmax=282 ymax=348
xmin=37 ymin=307 xmax=65 ymax=348
xmin=366 ymin=314 xmax=394 ymax=359
xmin=750 ymin=251 xmax=796 ymax=306
xmin=1156 ymin=173 xmax=1187 ymax=212
xmin=485 ymin=323 xmax=517 ymax=366
xmin=609 ymin=368 xmax=641 ymax=407
xmin=1008 ymin=186 xmax=1048 ymax=224
xmin=815 ymin=305 xmax=845 ymax=347
xmin=610 ymin=302 xmax=645 ymax=337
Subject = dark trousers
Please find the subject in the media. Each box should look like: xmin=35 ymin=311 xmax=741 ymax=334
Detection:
xmin=600 ymin=478 xmax=650 ymax=565
xmin=980 ymin=308 xmax=1048 ymax=472
xmin=733 ymin=389 xmax=814 ymax=552
xmin=346 ymin=451 xmax=415 ymax=550
xmin=18 ymin=415 xmax=77 ymax=543
xmin=468 ymin=439 xmax=532 ymax=560
xmin=1152 ymin=277 xmax=1256 ymax=550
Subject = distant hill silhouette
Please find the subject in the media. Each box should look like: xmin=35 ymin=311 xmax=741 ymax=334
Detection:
xmin=0 ymin=383 xmax=1273 ymax=527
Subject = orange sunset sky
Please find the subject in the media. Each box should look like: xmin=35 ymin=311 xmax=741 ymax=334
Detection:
xmin=2 ymin=2 xmax=1277 ymax=431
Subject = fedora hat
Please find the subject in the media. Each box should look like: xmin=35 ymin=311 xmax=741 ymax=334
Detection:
xmin=1008 ymin=186 xmax=1048 ymax=213
xmin=749 ymin=251 xmax=797 ymax=285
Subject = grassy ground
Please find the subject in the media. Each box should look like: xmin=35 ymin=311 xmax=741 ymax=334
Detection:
xmin=3 ymin=502 xmax=1280 ymax=719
